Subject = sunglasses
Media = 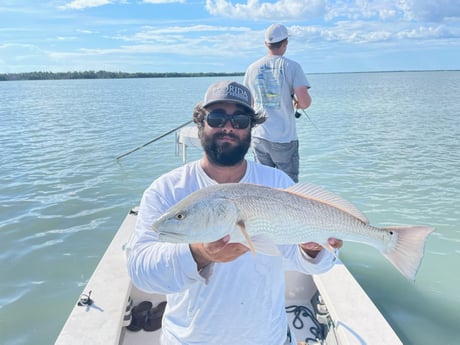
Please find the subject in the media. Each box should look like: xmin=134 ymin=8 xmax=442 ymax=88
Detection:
xmin=205 ymin=110 xmax=252 ymax=129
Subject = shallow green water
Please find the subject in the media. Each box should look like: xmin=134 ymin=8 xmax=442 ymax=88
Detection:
xmin=1 ymin=72 xmax=459 ymax=344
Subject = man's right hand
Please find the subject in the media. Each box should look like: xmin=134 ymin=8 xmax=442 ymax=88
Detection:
xmin=189 ymin=235 xmax=249 ymax=270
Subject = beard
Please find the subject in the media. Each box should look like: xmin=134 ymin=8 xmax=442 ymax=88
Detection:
xmin=201 ymin=131 xmax=251 ymax=166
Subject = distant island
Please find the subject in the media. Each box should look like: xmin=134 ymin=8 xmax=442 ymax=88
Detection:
xmin=1 ymin=69 xmax=456 ymax=82
xmin=0 ymin=71 xmax=244 ymax=81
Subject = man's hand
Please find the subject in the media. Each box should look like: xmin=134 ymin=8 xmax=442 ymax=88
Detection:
xmin=190 ymin=235 xmax=249 ymax=270
xmin=300 ymin=238 xmax=343 ymax=258
xmin=292 ymin=98 xmax=299 ymax=109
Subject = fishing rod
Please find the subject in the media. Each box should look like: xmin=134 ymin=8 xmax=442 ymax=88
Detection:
xmin=292 ymin=93 xmax=321 ymax=132
xmin=295 ymin=108 xmax=321 ymax=132
xmin=116 ymin=119 xmax=193 ymax=160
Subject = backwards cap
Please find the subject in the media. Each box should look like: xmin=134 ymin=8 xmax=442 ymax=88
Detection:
xmin=265 ymin=23 xmax=288 ymax=43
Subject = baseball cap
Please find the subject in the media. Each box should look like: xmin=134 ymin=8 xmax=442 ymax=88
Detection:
xmin=203 ymin=81 xmax=255 ymax=113
xmin=265 ymin=23 xmax=288 ymax=43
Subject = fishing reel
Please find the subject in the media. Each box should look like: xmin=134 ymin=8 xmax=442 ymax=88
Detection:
xmin=292 ymin=94 xmax=302 ymax=118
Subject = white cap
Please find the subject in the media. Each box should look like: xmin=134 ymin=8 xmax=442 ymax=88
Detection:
xmin=264 ymin=24 xmax=288 ymax=43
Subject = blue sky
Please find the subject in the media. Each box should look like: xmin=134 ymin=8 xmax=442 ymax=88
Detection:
xmin=1 ymin=0 xmax=459 ymax=74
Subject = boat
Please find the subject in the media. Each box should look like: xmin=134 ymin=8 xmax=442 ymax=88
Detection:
xmin=56 ymin=126 xmax=403 ymax=345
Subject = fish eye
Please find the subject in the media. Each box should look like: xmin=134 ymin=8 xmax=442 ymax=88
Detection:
xmin=174 ymin=212 xmax=186 ymax=221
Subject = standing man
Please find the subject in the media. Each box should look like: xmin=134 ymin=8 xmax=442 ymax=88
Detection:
xmin=244 ymin=23 xmax=312 ymax=182
xmin=126 ymin=80 xmax=341 ymax=344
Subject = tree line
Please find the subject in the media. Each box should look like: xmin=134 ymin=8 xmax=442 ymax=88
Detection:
xmin=0 ymin=70 xmax=244 ymax=81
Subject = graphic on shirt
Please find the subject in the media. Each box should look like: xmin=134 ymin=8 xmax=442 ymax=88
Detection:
xmin=254 ymin=62 xmax=285 ymax=109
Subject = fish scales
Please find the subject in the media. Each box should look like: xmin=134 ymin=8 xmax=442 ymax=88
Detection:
xmin=234 ymin=188 xmax=386 ymax=247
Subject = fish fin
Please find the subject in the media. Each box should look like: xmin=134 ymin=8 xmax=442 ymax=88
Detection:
xmin=237 ymin=220 xmax=256 ymax=256
xmin=382 ymin=225 xmax=435 ymax=281
xmin=285 ymin=183 xmax=369 ymax=224
xmin=230 ymin=222 xmax=280 ymax=256
xmin=251 ymin=235 xmax=281 ymax=256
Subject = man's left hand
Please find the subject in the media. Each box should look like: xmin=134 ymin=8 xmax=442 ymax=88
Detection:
xmin=300 ymin=238 xmax=343 ymax=258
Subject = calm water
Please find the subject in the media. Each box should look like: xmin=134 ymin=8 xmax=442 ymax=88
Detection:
xmin=1 ymin=72 xmax=459 ymax=345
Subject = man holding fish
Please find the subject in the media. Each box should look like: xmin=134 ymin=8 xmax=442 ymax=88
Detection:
xmin=126 ymin=80 xmax=343 ymax=344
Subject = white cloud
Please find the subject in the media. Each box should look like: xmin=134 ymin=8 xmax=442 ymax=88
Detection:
xmin=324 ymin=0 xmax=460 ymax=23
xmin=396 ymin=24 xmax=457 ymax=40
xmin=113 ymin=25 xmax=250 ymax=44
xmin=77 ymin=29 xmax=95 ymax=34
xmin=0 ymin=43 xmax=39 ymax=50
xmin=325 ymin=0 xmax=401 ymax=21
xmin=142 ymin=0 xmax=185 ymax=3
xmin=205 ymin=0 xmax=326 ymax=20
xmin=56 ymin=36 xmax=79 ymax=41
xmin=400 ymin=0 xmax=460 ymax=21
xmin=287 ymin=18 xmax=460 ymax=46
xmin=203 ymin=0 xmax=460 ymax=24
xmin=59 ymin=0 xmax=184 ymax=10
xmin=59 ymin=0 xmax=115 ymax=10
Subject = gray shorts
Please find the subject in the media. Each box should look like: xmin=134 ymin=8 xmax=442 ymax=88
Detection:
xmin=251 ymin=137 xmax=299 ymax=182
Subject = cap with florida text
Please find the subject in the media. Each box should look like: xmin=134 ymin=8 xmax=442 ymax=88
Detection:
xmin=203 ymin=80 xmax=255 ymax=114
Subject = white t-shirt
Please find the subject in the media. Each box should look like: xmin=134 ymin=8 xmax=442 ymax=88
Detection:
xmin=126 ymin=160 xmax=336 ymax=345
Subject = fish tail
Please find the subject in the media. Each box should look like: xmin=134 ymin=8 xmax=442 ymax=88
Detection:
xmin=382 ymin=225 xmax=435 ymax=281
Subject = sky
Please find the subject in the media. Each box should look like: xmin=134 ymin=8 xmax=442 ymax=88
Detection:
xmin=1 ymin=0 xmax=459 ymax=74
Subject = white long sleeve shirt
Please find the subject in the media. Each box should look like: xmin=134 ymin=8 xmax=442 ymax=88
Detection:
xmin=126 ymin=160 xmax=336 ymax=345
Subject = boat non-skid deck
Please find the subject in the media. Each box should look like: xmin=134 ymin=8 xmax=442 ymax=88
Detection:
xmin=121 ymin=272 xmax=327 ymax=345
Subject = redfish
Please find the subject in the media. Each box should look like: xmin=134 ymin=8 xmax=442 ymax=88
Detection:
xmin=152 ymin=183 xmax=434 ymax=281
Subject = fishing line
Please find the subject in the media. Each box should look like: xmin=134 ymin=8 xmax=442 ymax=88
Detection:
xmin=295 ymin=108 xmax=321 ymax=133
xmin=295 ymin=107 xmax=356 ymax=168
xmin=292 ymin=93 xmax=322 ymax=133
